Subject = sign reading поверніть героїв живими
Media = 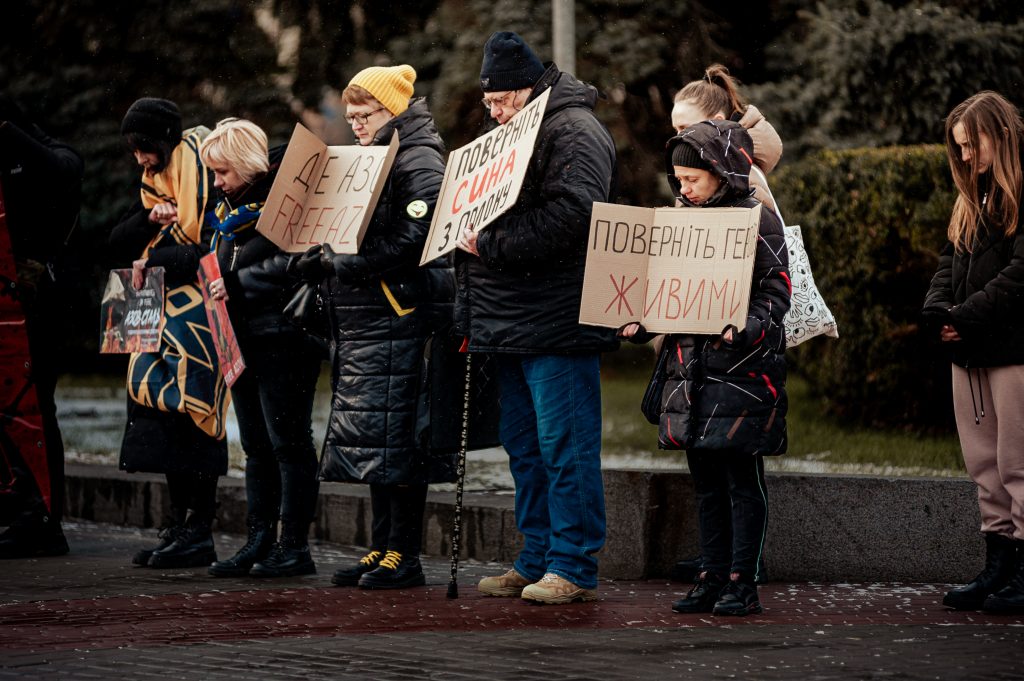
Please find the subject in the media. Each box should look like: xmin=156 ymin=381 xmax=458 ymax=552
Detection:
xmin=580 ymin=203 xmax=761 ymax=335
xmin=419 ymin=88 xmax=551 ymax=265
xmin=256 ymin=123 xmax=399 ymax=254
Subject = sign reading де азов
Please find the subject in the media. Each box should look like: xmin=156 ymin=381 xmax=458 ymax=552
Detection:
xmin=420 ymin=88 xmax=551 ymax=265
xmin=579 ymin=203 xmax=760 ymax=335
xmin=256 ymin=123 xmax=398 ymax=254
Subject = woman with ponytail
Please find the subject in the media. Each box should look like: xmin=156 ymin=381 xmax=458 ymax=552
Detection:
xmin=924 ymin=90 xmax=1024 ymax=615
xmin=671 ymin=64 xmax=782 ymax=212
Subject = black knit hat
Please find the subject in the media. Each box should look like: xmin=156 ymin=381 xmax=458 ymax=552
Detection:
xmin=120 ymin=98 xmax=182 ymax=146
xmin=480 ymin=31 xmax=546 ymax=92
xmin=671 ymin=141 xmax=712 ymax=171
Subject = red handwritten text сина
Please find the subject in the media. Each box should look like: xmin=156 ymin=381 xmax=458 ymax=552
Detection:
xmin=452 ymin=150 xmax=516 ymax=213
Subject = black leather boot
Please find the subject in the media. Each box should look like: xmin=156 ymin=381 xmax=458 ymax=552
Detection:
xmin=249 ymin=528 xmax=315 ymax=577
xmin=132 ymin=508 xmax=186 ymax=566
xmin=713 ymin=575 xmax=763 ymax=616
xmin=672 ymin=571 xmax=726 ymax=613
xmin=208 ymin=518 xmax=276 ymax=577
xmin=149 ymin=516 xmax=217 ymax=569
xmin=358 ymin=550 xmax=426 ymax=589
xmin=944 ymin=533 xmax=1016 ymax=610
xmin=982 ymin=540 xmax=1024 ymax=614
xmin=331 ymin=550 xmax=384 ymax=586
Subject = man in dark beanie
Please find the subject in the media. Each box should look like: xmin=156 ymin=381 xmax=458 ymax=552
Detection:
xmin=456 ymin=31 xmax=618 ymax=605
xmin=109 ymin=99 xmax=229 ymax=570
xmin=120 ymin=97 xmax=182 ymax=174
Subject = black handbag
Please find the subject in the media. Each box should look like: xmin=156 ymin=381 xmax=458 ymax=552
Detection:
xmin=283 ymin=282 xmax=329 ymax=344
xmin=641 ymin=342 xmax=670 ymax=425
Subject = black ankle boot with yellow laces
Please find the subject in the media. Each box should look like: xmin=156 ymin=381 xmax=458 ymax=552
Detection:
xmin=357 ymin=550 xmax=425 ymax=589
xmin=331 ymin=550 xmax=383 ymax=586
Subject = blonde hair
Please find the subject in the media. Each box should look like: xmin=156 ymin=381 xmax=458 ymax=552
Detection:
xmin=200 ymin=118 xmax=269 ymax=184
xmin=945 ymin=91 xmax=1024 ymax=252
xmin=673 ymin=64 xmax=746 ymax=119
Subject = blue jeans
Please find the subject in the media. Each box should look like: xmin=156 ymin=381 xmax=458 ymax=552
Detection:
xmin=497 ymin=353 xmax=605 ymax=589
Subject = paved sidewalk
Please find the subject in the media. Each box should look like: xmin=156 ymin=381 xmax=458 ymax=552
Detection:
xmin=1 ymin=523 xmax=1021 ymax=680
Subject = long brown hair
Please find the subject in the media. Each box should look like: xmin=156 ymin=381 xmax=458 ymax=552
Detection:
xmin=673 ymin=64 xmax=746 ymax=118
xmin=945 ymin=91 xmax=1024 ymax=251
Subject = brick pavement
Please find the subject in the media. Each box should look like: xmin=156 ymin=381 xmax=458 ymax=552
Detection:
xmin=0 ymin=522 xmax=1022 ymax=680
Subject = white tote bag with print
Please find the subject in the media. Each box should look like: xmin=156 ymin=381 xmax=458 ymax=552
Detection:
xmin=753 ymin=166 xmax=839 ymax=347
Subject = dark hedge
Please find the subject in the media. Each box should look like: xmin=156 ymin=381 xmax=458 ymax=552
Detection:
xmin=771 ymin=144 xmax=959 ymax=431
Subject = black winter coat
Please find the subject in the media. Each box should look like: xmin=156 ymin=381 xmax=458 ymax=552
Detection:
xmin=454 ymin=63 xmax=619 ymax=354
xmin=214 ymin=145 xmax=300 ymax=343
xmin=656 ymin=121 xmax=790 ymax=456
xmin=318 ymin=98 xmax=456 ymax=485
xmin=109 ymin=136 xmax=226 ymax=476
xmin=923 ymin=175 xmax=1024 ymax=368
xmin=0 ymin=114 xmax=83 ymax=351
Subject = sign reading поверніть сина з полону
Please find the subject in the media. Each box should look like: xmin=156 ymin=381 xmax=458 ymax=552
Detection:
xmin=419 ymin=88 xmax=551 ymax=265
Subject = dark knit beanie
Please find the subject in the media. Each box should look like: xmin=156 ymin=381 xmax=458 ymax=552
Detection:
xmin=480 ymin=31 xmax=546 ymax=92
xmin=120 ymin=98 xmax=182 ymax=146
xmin=671 ymin=141 xmax=712 ymax=171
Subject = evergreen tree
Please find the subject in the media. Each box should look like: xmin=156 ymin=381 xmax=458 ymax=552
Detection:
xmin=747 ymin=0 xmax=1024 ymax=155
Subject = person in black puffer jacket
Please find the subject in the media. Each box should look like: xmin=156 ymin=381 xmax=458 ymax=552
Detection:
xmin=199 ymin=118 xmax=322 ymax=579
xmin=622 ymin=120 xmax=789 ymax=617
xmin=292 ymin=65 xmax=454 ymax=590
xmin=923 ymin=91 xmax=1024 ymax=615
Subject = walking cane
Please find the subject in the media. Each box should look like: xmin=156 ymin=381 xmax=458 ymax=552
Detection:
xmin=446 ymin=351 xmax=473 ymax=599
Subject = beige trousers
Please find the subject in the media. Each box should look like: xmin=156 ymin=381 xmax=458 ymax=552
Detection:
xmin=952 ymin=364 xmax=1024 ymax=540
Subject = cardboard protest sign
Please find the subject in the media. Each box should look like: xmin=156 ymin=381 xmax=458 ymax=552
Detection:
xmin=579 ymin=203 xmax=761 ymax=334
xmin=99 ymin=267 xmax=165 ymax=353
xmin=419 ymin=88 xmax=551 ymax=265
xmin=256 ymin=123 xmax=399 ymax=254
xmin=197 ymin=253 xmax=245 ymax=386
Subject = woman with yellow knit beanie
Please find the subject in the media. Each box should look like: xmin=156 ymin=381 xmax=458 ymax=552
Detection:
xmin=289 ymin=64 xmax=455 ymax=590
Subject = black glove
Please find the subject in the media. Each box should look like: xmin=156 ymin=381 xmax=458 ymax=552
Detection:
xmin=921 ymin=305 xmax=953 ymax=334
xmin=290 ymin=243 xmax=333 ymax=284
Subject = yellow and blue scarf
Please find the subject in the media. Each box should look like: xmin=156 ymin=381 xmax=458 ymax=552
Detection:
xmin=209 ymin=200 xmax=262 ymax=253
xmin=128 ymin=126 xmax=229 ymax=440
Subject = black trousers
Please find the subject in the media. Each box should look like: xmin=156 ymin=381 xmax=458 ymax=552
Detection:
xmin=165 ymin=470 xmax=219 ymax=523
xmin=686 ymin=451 xmax=768 ymax=582
xmin=370 ymin=483 xmax=428 ymax=556
xmin=231 ymin=333 xmax=321 ymax=537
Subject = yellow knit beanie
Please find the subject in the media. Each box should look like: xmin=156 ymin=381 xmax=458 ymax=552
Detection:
xmin=347 ymin=65 xmax=416 ymax=116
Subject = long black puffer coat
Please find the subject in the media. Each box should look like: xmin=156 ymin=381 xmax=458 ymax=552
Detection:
xmin=318 ymin=97 xmax=455 ymax=485
xmin=923 ymin=170 xmax=1024 ymax=368
xmin=454 ymin=63 xmax=619 ymax=354
xmin=656 ymin=121 xmax=790 ymax=456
